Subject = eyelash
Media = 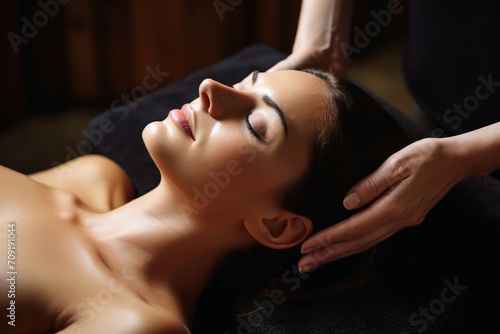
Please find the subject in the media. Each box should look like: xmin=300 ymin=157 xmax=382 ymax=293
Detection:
xmin=245 ymin=113 xmax=265 ymax=142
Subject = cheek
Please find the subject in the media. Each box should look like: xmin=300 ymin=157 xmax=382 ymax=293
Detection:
xmin=198 ymin=123 xmax=252 ymax=169
xmin=202 ymin=131 xmax=307 ymax=199
xmin=142 ymin=121 xmax=201 ymax=189
xmin=200 ymin=152 xmax=255 ymax=195
xmin=196 ymin=133 xmax=271 ymax=200
xmin=241 ymin=140 xmax=310 ymax=197
xmin=218 ymin=147 xmax=288 ymax=200
xmin=163 ymin=124 xmax=260 ymax=198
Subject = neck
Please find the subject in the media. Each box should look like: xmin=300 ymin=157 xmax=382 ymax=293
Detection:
xmin=82 ymin=179 xmax=254 ymax=325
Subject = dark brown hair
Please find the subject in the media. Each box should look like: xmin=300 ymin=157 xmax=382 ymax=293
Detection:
xmin=206 ymin=68 xmax=411 ymax=315
xmin=281 ymin=68 xmax=410 ymax=231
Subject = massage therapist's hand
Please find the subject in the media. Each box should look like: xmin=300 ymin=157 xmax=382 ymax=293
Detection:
xmin=268 ymin=0 xmax=355 ymax=77
xmin=298 ymin=137 xmax=468 ymax=273
xmin=234 ymin=0 xmax=355 ymax=87
xmin=266 ymin=44 xmax=348 ymax=78
xmin=269 ymin=0 xmax=355 ymax=77
xmin=235 ymin=44 xmax=348 ymax=89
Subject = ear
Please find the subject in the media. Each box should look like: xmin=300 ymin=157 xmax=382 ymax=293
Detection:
xmin=243 ymin=212 xmax=313 ymax=249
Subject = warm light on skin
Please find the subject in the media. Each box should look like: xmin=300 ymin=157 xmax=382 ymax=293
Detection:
xmin=142 ymin=70 xmax=329 ymax=219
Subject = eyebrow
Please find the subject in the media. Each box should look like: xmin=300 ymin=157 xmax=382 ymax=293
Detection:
xmin=251 ymin=71 xmax=288 ymax=139
xmin=251 ymin=70 xmax=259 ymax=85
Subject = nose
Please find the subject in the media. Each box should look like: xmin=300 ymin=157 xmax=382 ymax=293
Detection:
xmin=198 ymin=79 xmax=254 ymax=119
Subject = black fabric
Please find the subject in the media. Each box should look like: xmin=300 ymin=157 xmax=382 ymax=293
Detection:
xmin=403 ymin=0 xmax=500 ymax=136
xmin=86 ymin=44 xmax=500 ymax=333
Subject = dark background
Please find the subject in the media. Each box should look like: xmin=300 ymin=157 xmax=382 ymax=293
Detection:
xmin=0 ymin=0 xmax=412 ymax=174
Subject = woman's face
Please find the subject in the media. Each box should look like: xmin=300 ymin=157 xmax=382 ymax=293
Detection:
xmin=143 ymin=70 xmax=328 ymax=217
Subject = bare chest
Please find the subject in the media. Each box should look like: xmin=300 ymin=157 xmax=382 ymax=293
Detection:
xmin=0 ymin=169 xmax=131 ymax=333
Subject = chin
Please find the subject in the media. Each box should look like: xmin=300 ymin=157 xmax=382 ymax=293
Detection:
xmin=142 ymin=121 xmax=172 ymax=169
xmin=142 ymin=121 xmax=193 ymax=184
xmin=143 ymin=121 xmax=165 ymax=150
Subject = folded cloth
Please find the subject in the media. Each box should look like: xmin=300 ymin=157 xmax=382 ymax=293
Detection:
xmin=86 ymin=44 xmax=500 ymax=334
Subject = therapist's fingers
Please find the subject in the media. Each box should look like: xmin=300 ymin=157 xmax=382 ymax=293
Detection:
xmin=301 ymin=191 xmax=397 ymax=253
xmin=233 ymin=54 xmax=322 ymax=89
xmin=267 ymin=53 xmax=311 ymax=72
xmin=298 ymin=197 xmax=407 ymax=272
xmin=235 ymin=50 xmax=347 ymax=89
xmin=268 ymin=49 xmax=348 ymax=77
xmin=232 ymin=73 xmax=253 ymax=90
xmin=298 ymin=226 xmax=398 ymax=273
xmin=233 ymin=54 xmax=305 ymax=89
xmin=298 ymin=139 xmax=461 ymax=272
xmin=266 ymin=58 xmax=292 ymax=72
xmin=343 ymin=153 xmax=414 ymax=210
xmin=267 ymin=50 xmax=346 ymax=74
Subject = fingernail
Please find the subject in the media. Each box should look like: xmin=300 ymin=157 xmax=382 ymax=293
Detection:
xmin=299 ymin=264 xmax=317 ymax=273
xmin=301 ymin=247 xmax=312 ymax=254
xmin=344 ymin=192 xmax=361 ymax=210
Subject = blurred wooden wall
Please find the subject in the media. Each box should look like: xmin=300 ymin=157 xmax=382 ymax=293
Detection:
xmin=1 ymin=0 xmax=302 ymax=130
xmin=1 ymin=0 xmax=405 ymax=131
xmin=63 ymin=0 xmax=304 ymax=104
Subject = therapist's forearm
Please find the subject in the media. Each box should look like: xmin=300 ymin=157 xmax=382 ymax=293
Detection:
xmin=445 ymin=122 xmax=500 ymax=180
xmin=293 ymin=0 xmax=356 ymax=53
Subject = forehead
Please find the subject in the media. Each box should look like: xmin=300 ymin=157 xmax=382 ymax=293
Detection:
xmin=258 ymin=70 xmax=327 ymax=100
xmin=258 ymin=70 xmax=328 ymax=130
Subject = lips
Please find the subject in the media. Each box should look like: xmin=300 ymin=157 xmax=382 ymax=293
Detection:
xmin=170 ymin=104 xmax=195 ymax=140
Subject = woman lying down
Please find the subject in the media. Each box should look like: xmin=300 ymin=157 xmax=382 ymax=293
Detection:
xmin=0 ymin=69 xmax=409 ymax=333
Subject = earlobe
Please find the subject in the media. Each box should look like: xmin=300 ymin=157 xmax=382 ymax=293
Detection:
xmin=244 ymin=214 xmax=313 ymax=249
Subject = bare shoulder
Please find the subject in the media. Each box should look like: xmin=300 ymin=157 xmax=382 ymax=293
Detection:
xmin=119 ymin=305 xmax=190 ymax=334
xmin=30 ymin=154 xmax=135 ymax=212
xmin=58 ymin=309 xmax=189 ymax=334
xmin=59 ymin=304 xmax=190 ymax=334
xmin=134 ymin=307 xmax=190 ymax=334
xmin=0 ymin=164 xmax=45 ymax=202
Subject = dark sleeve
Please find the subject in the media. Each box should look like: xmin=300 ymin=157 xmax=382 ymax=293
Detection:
xmin=403 ymin=0 xmax=500 ymax=135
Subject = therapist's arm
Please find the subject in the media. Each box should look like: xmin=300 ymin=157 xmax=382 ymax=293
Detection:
xmin=298 ymin=122 xmax=500 ymax=273
xmin=267 ymin=0 xmax=356 ymax=77
xmin=455 ymin=121 xmax=500 ymax=178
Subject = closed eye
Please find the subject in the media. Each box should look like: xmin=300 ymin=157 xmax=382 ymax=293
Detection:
xmin=251 ymin=72 xmax=287 ymax=140
xmin=245 ymin=113 xmax=265 ymax=143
